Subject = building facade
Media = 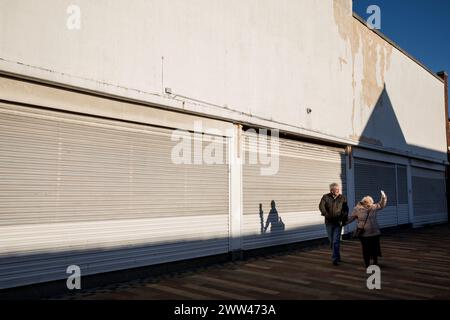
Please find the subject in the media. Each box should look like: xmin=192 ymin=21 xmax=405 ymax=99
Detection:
xmin=0 ymin=0 xmax=448 ymax=289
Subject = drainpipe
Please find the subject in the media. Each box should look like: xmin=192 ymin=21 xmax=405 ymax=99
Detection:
xmin=437 ymin=71 xmax=449 ymax=220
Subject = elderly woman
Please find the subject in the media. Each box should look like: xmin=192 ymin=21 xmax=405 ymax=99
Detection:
xmin=346 ymin=191 xmax=387 ymax=268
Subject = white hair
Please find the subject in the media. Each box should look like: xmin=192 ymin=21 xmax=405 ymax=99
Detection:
xmin=329 ymin=183 xmax=340 ymax=190
xmin=359 ymin=196 xmax=374 ymax=207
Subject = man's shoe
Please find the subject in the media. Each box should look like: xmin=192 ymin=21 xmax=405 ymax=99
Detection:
xmin=332 ymin=260 xmax=339 ymax=266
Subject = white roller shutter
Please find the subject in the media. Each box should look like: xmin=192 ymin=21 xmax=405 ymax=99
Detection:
xmin=242 ymin=131 xmax=346 ymax=250
xmin=0 ymin=103 xmax=230 ymax=289
xmin=412 ymin=166 xmax=448 ymax=226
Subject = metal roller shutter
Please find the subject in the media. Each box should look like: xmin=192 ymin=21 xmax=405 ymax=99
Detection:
xmin=242 ymin=131 xmax=346 ymax=250
xmin=412 ymin=166 xmax=447 ymax=226
xmin=354 ymin=158 xmax=398 ymax=227
xmin=396 ymin=165 xmax=409 ymax=225
xmin=0 ymin=103 xmax=230 ymax=289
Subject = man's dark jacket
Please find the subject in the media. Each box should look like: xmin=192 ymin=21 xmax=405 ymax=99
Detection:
xmin=319 ymin=193 xmax=349 ymax=225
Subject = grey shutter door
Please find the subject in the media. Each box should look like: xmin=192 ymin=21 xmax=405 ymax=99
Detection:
xmin=396 ymin=165 xmax=409 ymax=225
xmin=242 ymin=131 xmax=346 ymax=250
xmin=354 ymin=158 xmax=398 ymax=227
xmin=412 ymin=166 xmax=448 ymax=226
xmin=0 ymin=103 xmax=230 ymax=289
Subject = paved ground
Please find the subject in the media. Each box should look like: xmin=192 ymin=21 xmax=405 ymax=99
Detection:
xmin=57 ymin=224 xmax=450 ymax=299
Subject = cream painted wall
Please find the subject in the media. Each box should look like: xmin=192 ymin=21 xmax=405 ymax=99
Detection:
xmin=0 ymin=0 xmax=446 ymax=162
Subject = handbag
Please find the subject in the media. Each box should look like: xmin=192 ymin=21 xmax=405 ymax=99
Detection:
xmin=352 ymin=209 xmax=370 ymax=239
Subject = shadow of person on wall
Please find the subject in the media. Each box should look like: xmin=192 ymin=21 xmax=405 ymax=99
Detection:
xmin=263 ymin=200 xmax=285 ymax=234
xmin=259 ymin=203 xmax=264 ymax=234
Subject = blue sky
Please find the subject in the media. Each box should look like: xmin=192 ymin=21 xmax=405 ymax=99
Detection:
xmin=352 ymin=0 xmax=450 ymax=113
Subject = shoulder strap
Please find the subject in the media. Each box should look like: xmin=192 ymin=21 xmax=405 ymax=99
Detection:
xmin=362 ymin=209 xmax=371 ymax=228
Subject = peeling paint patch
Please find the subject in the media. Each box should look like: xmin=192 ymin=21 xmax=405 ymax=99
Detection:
xmin=333 ymin=0 xmax=361 ymax=136
xmin=333 ymin=0 xmax=360 ymax=58
xmin=333 ymin=0 xmax=393 ymax=110
xmin=333 ymin=0 xmax=394 ymax=139
xmin=358 ymin=24 xmax=393 ymax=109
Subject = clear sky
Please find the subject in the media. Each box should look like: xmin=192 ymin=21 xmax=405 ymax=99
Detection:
xmin=352 ymin=0 xmax=450 ymax=113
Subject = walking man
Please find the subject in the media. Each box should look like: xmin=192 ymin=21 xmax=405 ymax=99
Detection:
xmin=319 ymin=183 xmax=349 ymax=265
